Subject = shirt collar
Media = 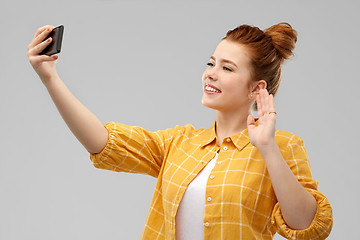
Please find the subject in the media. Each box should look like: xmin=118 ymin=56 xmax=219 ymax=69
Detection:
xmin=191 ymin=122 xmax=217 ymax=146
xmin=229 ymin=127 xmax=251 ymax=151
xmin=192 ymin=120 xmax=256 ymax=151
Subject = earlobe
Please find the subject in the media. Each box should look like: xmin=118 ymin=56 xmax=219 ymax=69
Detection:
xmin=249 ymin=91 xmax=257 ymax=100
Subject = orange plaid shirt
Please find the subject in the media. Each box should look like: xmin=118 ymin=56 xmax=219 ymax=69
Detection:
xmin=90 ymin=122 xmax=332 ymax=239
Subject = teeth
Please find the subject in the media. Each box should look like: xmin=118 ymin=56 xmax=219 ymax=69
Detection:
xmin=205 ymin=85 xmax=221 ymax=93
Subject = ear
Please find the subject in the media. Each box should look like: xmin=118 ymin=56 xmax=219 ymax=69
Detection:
xmin=248 ymin=80 xmax=267 ymax=100
xmin=252 ymin=80 xmax=267 ymax=94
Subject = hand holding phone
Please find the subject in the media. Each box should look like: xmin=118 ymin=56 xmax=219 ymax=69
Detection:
xmin=40 ymin=25 xmax=64 ymax=56
xmin=27 ymin=25 xmax=64 ymax=82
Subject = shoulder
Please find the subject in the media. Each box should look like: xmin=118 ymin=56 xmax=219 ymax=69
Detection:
xmin=275 ymin=129 xmax=309 ymax=161
xmin=158 ymin=124 xmax=214 ymax=145
xmin=104 ymin=122 xmax=206 ymax=138
xmin=165 ymin=124 xmax=209 ymax=137
xmin=275 ymin=129 xmax=305 ymax=148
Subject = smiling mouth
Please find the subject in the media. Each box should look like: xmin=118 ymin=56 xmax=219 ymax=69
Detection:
xmin=205 ymin=84 xmax=222 ymax=93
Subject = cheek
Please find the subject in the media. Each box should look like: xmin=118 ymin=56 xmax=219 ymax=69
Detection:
xmin=223 ymin=78 xmax=245 ymax=91
xmin=222 ymin=78 xmax=250 ymax=99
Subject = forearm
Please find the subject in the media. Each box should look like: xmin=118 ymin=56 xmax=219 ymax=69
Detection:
xmin=43 ymin=73 xmax=108 ymax=154
xmin=259 ymin=142 xmax=317 ymax=230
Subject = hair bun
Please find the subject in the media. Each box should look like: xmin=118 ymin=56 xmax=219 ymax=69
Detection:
xmin=264 ymin=22 xmax=297 ymax=61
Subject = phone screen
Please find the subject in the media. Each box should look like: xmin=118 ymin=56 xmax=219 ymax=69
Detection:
xmin=40 ymin=25 xmax=64 ymax=56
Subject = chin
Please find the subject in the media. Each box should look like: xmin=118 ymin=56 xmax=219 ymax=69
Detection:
xmin=201 ymin=99 xmax=220 ymax=111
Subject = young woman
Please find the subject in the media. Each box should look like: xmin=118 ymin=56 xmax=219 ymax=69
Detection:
xmin=27 ymin=22 xmax=333 ymax=239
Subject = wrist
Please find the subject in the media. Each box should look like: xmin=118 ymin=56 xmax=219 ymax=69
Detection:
xmin=257 ymin=140 xmax=279 ymax=158
xmin=41 ymin=72 xmax=60 ymax=88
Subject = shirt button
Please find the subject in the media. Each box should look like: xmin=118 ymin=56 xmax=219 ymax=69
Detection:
xmin=223 ymin=146 xmax=228 ymax=151
xmin=217 ymin=161 xmax=221 ymax=165
xmin=209 ymin=175 xmax=214 ymax=179
xmin=207 ymin=197 xmax=212 ymax=202
xmin=226 ymin=138 xmax=231 ymax=142
xmin=204 ymin=222 xmax=210 ymax=227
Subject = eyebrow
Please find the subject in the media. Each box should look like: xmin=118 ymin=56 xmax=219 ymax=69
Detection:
xmin=210 ymin=56 xmax=238 ymax=68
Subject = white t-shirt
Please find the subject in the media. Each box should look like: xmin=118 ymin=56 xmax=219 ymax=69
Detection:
xmin=175 ymin=153 xmax=219 ymax=240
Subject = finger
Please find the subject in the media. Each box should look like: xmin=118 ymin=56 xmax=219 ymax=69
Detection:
xmin=28 ymin=37 xmax=53 ymax=56
xmin=263 ymin=89 xmax=270 ymax=114
xmin=29 ymin=54 xmax=58 ymax=65
xmin=28 ymin=26 xmax=54 ymax=50
xmin=269 ymin=94 xmax=276 ymax=115
xmin=256 ymin=92 xmax=263 ymax=117
xmin=247 ymin=115 xmax=255 ymax=129
xmin=33 ymin=25 xmax=54 ymax=39
xmin=29 ymin=26 xmax=53 ymax=49
xmin=260 ymin=89 xmax=268 ymax=115
xmin=260 ymin=89 xmax=265 ymax=114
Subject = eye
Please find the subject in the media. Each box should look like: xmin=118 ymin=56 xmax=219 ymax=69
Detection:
xmin=223 ymin=66 xmax=233 ymax=72
xmin=206 ymin=62 xmax=214 ymax=67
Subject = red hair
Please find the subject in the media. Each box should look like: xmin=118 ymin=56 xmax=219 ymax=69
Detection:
xmin=222 ymin=22 xmax=297 ymax=105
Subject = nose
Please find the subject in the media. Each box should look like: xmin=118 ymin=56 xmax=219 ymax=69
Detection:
xmin=204 ymin=66 xmax=218 ymax=81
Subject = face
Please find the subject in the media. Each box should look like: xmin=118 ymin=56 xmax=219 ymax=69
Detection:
xmin=201 ymin=39 xmax=256 ymax=113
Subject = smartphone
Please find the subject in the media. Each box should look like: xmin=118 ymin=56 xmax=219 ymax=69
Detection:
xmin=40 ymin=25 xmax=64 ymax=56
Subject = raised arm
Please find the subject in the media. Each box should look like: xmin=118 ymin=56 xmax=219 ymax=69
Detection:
xmin=247 ymin=89 xmax=317 ymax=229
xmin=27 ymin=25 xmax=108 ymax=154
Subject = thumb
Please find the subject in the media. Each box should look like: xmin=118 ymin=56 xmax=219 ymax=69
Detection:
xmin=247 ymin=115 xmax=255 ymax=129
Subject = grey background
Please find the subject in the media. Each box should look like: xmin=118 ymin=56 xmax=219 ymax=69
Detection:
xmin=1 ymin=0 xmax=358 ymax=239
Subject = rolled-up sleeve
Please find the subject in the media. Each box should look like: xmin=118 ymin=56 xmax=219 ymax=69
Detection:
xmin=272 ymin=135 xmax=333 ymax=239
xmin=90 ymin=122 xmax=177 ymax=178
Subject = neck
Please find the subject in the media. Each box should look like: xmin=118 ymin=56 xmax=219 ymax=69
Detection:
xmin=215 ymin=109 xmax=250 ymax=146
